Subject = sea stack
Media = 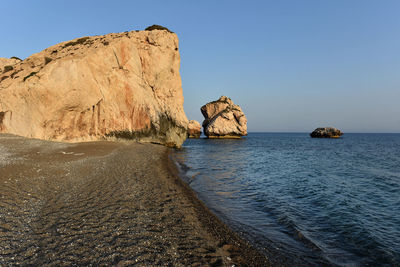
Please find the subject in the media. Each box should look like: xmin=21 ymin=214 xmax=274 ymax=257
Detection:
xmin=310 ymin=127 xmax=343 ymax=138
xmin=187 ymin=120 xmax=201 ymax=138
xmin=201 ymin=96 xmax=247 ymax=138
xmin=0 ymin=27 xmax=188 ymax=148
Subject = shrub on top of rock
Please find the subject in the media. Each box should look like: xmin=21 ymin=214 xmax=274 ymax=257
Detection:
xmin=63 ymin=37 xmax=90 ymax=48
xmin=10 ymin=56 xmax=22 ymax=61
xmin=145 ymin=25 xmax=173 ymax=33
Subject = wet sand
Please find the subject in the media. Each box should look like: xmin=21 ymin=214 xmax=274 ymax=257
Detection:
xmin=0 ymin=134 xmax=269 ymax=266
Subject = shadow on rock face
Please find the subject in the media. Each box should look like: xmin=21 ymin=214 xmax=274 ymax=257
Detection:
xmin=200 ymin=96 xmax=247 ymax=139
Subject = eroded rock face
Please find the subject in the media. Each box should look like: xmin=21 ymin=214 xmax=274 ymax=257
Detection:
xmin=310 ymin=127 xmax=343 ymax=138
xmin=1 ymin=57 xmax=22 ymax=69
xmin=187 ymin=120 xmax=201 ymax=138
xmin=201 ymin=96 xmax=247 ymax=138
xmin=0 ymin=30 xmax=188 ymax=147
xmin=0 ymin=58 xmax=22 ymax=80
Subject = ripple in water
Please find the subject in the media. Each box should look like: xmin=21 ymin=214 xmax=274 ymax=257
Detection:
xmin=173 ymin=133 xmax=400 ymax=266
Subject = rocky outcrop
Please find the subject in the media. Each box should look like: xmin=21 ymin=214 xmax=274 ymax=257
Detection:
xmin=187 ymin=120 xmax=201 ymax=138
xmin=310 ymin=127 xmax=343 ymax=138
xmin=1 ymin=57 xmax=22 ymax=72
xmin=201 ymin=96 xmax=247 ymax=138
xmin=0 ymin=29 xmax=188 ymax=147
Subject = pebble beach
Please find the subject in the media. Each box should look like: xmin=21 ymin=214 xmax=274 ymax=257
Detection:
xmin=0 ymin=134 xmax=268 ymax=266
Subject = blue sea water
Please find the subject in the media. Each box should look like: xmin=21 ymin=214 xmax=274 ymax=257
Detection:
xmin=173 ymin=133 xmax=400 ymax=266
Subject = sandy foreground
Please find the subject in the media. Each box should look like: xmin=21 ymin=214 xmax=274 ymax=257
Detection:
xmin=0 ymin=134 xmax=269 ymax=266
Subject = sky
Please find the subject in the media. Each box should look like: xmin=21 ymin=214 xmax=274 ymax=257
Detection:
xmin=1 ymin=0 xmax=399 ymax=133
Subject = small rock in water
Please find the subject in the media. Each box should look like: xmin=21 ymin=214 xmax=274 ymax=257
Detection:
xmin=310 ymin=127 xmax=343 ymax=138
xmin=187 ymin=120 xmax=201 ymax=138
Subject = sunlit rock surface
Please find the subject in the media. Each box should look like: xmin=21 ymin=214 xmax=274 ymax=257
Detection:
xmin=201 ymin=96 xmax=247 ymax=138
xmin=187 ymin=120 xmax=201 ymax=138
xmin=0 ymin=29 xmax=188 ymax=147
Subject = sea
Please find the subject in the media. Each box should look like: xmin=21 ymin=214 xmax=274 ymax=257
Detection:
xmin=172 ymin=133 xmax=400 ymax=266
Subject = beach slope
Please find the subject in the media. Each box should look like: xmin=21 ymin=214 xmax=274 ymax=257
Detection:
xmin=0 ymin=134 xmax=268 ymax=266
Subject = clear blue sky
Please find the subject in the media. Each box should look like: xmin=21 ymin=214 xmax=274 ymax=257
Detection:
xmin=1 ymin=1 xmax=399 ymax=132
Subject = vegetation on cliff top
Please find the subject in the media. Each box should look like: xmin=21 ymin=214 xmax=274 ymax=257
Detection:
xmin=63 ymin=37 xmax=90 ymax=48
xmin=145 ymin=25 xmax=173 ymax=33
xmin=10 ymin=56 xmax=22 ymax=61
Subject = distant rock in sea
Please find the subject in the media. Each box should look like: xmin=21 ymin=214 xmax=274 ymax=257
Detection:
xmin=0 ymin=27 xmax=188 ymax=148
xmin=310 ymin=127 xmax=343 ymax=138
xmin=201 ymin=96 xmax=247 ymax=138
xmin=187 ymin=120 xmax=201 ymax=138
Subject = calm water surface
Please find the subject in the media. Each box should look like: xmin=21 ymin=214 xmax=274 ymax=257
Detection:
xmin=173 ymin=133 xmax=400 ymax=266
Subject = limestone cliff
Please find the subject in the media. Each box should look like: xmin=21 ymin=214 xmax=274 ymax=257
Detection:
xmin=0 ymin=29 xmax=188 ymax=147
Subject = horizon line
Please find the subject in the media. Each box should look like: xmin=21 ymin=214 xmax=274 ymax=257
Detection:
xmin=247 ymin=131 xmax=400 ymax=134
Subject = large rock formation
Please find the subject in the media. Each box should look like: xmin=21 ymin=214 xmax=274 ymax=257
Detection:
xmin=187 ymin=120 xmax=201 ymax=138
xmin=0 ymin=29 xmax=188 ymax=147
xmin=201 ymin=96 xmax=247 ymax=138
xmin=310 ymin=127 xmax=343 ymax=138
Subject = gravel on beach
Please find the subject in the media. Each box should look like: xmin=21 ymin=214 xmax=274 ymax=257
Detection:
xmin=0 ymin=134 xmax=269 ymax=266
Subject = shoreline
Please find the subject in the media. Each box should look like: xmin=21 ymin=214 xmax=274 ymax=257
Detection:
xmin=164 ymin=148 xmax=270 ymax=266
xmin=0 ymin=134 xmax=269 ymax=266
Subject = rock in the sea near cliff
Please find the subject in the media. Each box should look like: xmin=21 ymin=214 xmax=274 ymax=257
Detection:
xmin=187 ymin=120 xmax=201 ymax=138
xmin=201 ymin=96 xmax=247 ymax=138
xmin=310 ymin=127 xmax=343 ymax=138
xmin=0 ymin=28 xmax=188 ymax=148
